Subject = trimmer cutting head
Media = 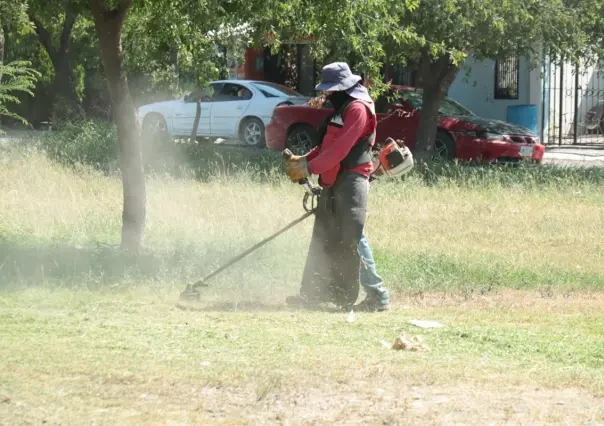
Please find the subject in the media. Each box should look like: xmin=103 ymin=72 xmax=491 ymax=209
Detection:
xmin=179 ymin=284 xmax=202 ymax=302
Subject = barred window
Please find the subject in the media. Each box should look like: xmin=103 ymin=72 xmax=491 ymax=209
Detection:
xmin=494 ymin=56 xmax=519 ymax=100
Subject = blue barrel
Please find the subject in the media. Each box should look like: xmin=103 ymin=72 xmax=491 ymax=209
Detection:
xmin=506 ymin=105 xmax=538 ymax=135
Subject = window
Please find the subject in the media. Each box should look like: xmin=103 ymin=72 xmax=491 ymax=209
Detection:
xmin=212 ymin=83 xmax=253 ymax=102
xmin=250 ymin=82 xmax=302 ymax=98
xmin=184 ymin=86 xmax=214 ymax=103
xmin=399 ymin=90 xmax=475 ymax=116
xmin=389 ymin=65 xmax=415 ymax=86
xmin=494 ymin=56 xmax=519 ymax=100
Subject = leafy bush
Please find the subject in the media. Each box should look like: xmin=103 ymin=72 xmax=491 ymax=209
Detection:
xmin=0 ymin=60 xmax=39 ymax=133
xmin=38 ymin=119 xmax=119 ymax=173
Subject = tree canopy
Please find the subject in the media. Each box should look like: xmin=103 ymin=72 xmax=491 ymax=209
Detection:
xmin=251 ymin=0 xmax=604 ymax=160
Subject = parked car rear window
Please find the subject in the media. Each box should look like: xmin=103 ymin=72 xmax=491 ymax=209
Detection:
xmin=251 ymin=82 xmax=302 ymax=97
xmin=401 ymin=90 xmax=474 ymax=116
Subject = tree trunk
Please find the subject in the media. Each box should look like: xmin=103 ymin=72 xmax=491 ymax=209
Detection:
xmin=30 ymin=7 xmax=82 ymax=120
xmin=0 ymin=25 xmax=4 ymax=93
xmin=414 ymin=87 xmax=446 ymax=163
xmin=189 ymin=96 xmax=201 ymax=143
xmin=414 ymin=52 xmax=461 ymax=164
xmin=91 ymin=0 xmax=146 ymax=251
xmin=0 ymin=24 xmax=4 ymax=127
xmin=0 ymin=25 xmax=5 ymax=65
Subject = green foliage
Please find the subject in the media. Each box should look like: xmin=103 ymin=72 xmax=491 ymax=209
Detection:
xmin=0 ymin=0 xmax=33 ymax=32
xmin=123 ymin=0 xmax=254 ymax=103
xmin=38 ymin=119 xmax=118 ymax=172
xmin=0 ymin=60 xmax=39 ymax=131
xmin=248 ymin=0 xmax=414 ymax=96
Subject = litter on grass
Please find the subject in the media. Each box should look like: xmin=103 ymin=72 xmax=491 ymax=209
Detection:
xmin=410 ymin=319 xmax=444 ymax=329
xmin=382 ymin=334 xmax=430 ymax=352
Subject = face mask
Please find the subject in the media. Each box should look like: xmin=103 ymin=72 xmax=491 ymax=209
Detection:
xmin=327 ymin=91 xmax=351 ymax=111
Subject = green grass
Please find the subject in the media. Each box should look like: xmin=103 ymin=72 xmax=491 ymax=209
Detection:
xmin=1 ymin=289 xmax=604 ymax=424
xmin=1 ymin=144 xmax=604 ymax=423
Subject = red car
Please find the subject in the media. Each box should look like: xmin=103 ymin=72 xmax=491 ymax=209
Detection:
xmin=266 ymin=85 xmax=545 ymax=164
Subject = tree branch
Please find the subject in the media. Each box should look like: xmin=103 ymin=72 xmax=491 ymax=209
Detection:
xmin=59 ymin=3 xmax=77 ymax=56
xmin=29 ymin=15 xmax=57 ymax=63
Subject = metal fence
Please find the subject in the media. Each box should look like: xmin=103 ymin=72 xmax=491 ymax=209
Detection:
xmin=544 ymin=60 xmax=604 ymax=146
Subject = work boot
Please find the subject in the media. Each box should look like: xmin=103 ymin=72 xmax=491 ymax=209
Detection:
xmin=354 ymin=294 xmax=391 ymax=313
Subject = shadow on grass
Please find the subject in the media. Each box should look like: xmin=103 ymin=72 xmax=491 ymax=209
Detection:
xmin=3 ymin=238 xmax=603 ymax=297
xmin=0 ymin=240 xmax=202 ymax=290
xmin=176 ymin=299 xmax=343 ymax=313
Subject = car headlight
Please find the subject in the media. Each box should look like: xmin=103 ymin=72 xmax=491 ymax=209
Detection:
xmin=467 ymin=131 xmax=508 ymax=141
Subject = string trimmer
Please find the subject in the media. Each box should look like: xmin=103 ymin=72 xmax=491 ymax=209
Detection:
xmin=178 ymin=177 xmax=321 ymax=303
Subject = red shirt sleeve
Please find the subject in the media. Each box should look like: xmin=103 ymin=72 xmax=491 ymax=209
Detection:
xmin=307 ymin=103 xmax=369 ymax=176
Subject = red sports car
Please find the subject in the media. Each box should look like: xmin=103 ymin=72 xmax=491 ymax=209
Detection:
xmin=266 ymin=85 xmax=545 ymax=164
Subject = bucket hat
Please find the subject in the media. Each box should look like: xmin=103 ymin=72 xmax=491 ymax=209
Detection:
xmin=315 ymin=62 xmax=372 ymax=102
xmin=315 ymin=62 xmax=362 ymax=92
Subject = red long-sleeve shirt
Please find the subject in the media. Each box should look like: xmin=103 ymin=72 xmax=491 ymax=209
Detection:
xmin=306 ymin=101 xmax=377 ymax=188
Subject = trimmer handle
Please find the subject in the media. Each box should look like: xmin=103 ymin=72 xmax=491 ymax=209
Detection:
xmin=299 ymin=178 xmax=321 ymax=196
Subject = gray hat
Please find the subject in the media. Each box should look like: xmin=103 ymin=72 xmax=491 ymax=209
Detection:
xmin=315 ymin=62 xmax=362 ymax=92
xmin=315 ymin=62 xmax=373 ymax=103
xmin=345 ymin=83 xmax=373 ymax=103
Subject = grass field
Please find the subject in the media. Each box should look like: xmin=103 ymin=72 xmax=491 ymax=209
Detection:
xmin=1 ymin=146 xmax=604 ymax=424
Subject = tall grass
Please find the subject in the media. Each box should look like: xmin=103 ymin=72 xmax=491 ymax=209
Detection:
xmin=2 ymin=130 xmax=604 ymax=299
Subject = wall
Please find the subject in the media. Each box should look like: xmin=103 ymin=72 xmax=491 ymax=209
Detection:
xmin=448 ymin=55 xmax=534 ymax=124
xmin=244 ymin=48 xmax=265 ymax=81
xmin=242 ymin=45 xmax=316 ymax=95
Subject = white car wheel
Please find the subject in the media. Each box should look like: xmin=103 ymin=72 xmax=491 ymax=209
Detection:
xmin=142 ymin=114 xmax=169 ymax=144
xmin=240 ymin=118 xmax=266 ymax=147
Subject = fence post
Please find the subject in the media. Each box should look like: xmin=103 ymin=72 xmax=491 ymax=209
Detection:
xmin=574 ymin=63 xmax=579 ymax=145
xmin=559 ymin=61 xmax=564 ymax=146
xmin=540 ymin=48 xmax=546 ymax=144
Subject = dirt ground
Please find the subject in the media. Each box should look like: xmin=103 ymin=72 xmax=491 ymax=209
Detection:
xmin=3 ymin=377 xmax=603 ymax=425
xmin=195 ymin=383 xmax=604 ymax=425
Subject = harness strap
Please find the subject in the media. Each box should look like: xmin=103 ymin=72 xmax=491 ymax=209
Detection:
xmin=314 ymin=99 xmax=376 ymax=170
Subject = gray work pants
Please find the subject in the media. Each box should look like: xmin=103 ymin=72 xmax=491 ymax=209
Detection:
xmin=300 ymin=172 xmax=368 ymax=307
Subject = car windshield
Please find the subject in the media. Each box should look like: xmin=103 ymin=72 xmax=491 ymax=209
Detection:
xmin=250 ymin=82 xmax=302 ymax=97
xmin=401 ymin=90 xmax=475 ymax=116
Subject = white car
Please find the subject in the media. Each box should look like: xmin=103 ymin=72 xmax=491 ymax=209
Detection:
xmin=136 ymin=80 xmax=311 ymax=147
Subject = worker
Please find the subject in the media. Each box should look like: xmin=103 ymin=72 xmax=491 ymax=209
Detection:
xmin=283 ymin=62 xmax=390 ymax=312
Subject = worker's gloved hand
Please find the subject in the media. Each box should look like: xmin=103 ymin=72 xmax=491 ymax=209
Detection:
xmin=283 ymin=149 xmax=310 ymax=182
